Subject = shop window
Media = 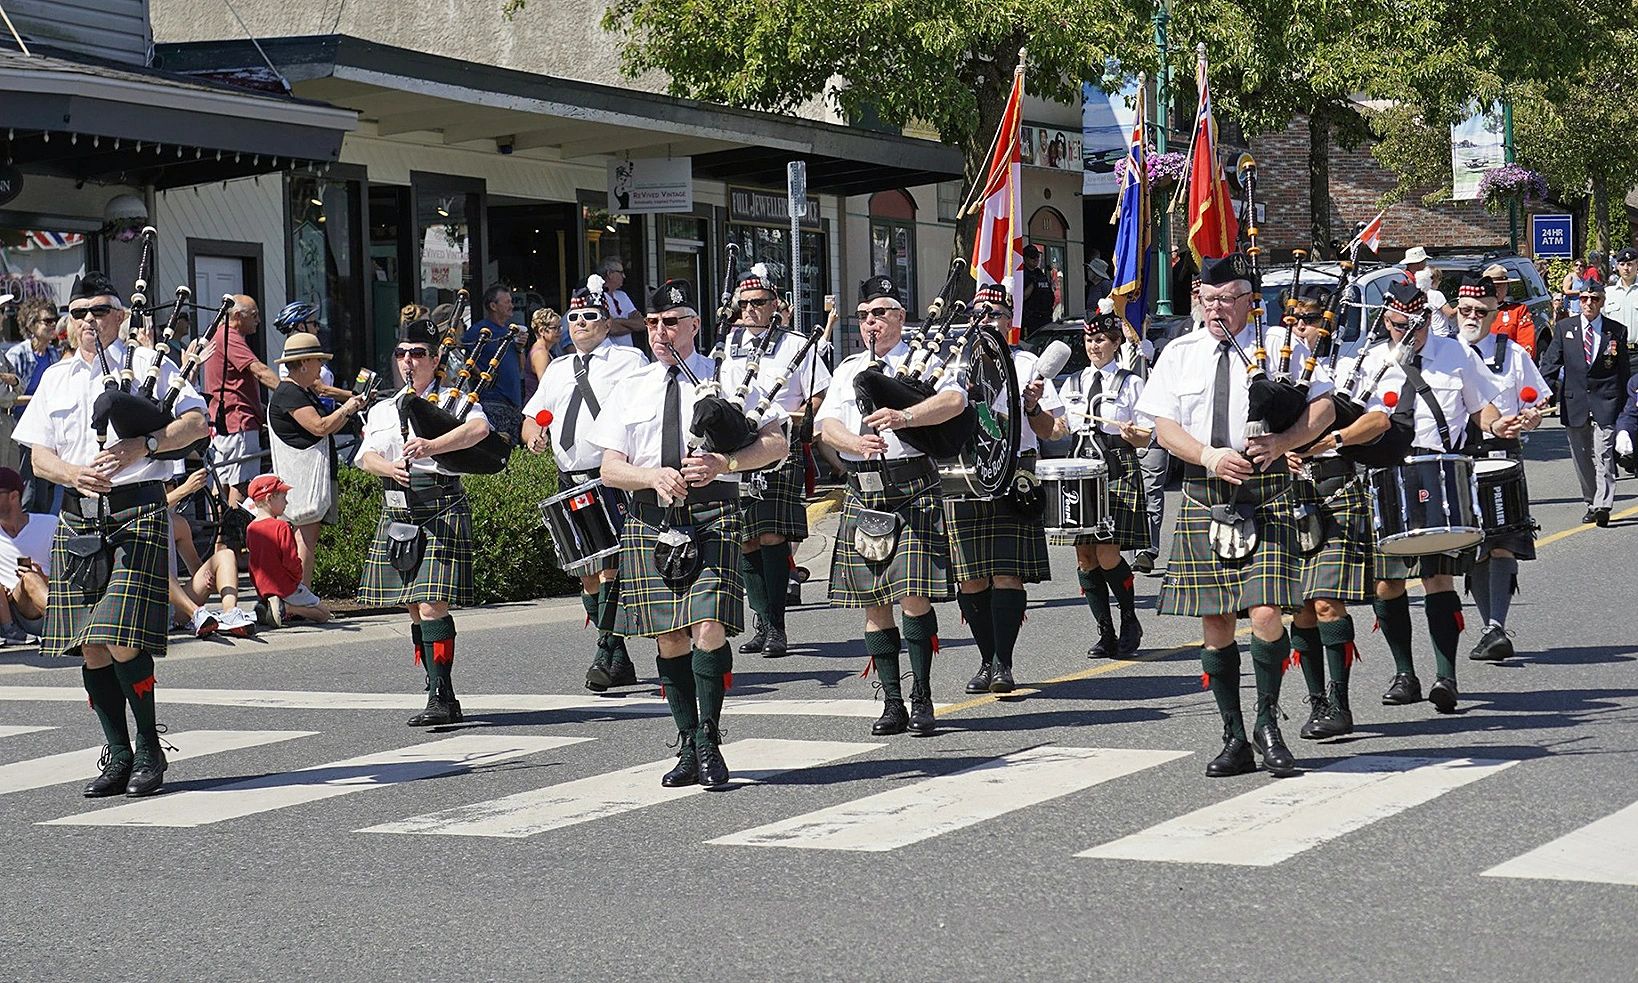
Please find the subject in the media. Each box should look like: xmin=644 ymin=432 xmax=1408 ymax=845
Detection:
xmin=1029 ymin=206 xmax=1070 ymax=320
xmin=726 ymin=223 xmax=829 ymax=333
xmin=0 ymin=228 xmax=88 ymax=339
xmin=936 ymin=182 xmax=963 ymax=224
xmin=288 ymin=174 xmax=364 ymax=381
xmin=869 ymin=191 xmax=917 ymax=312
xmin=581 ymin=203 xmax=643 ymax=301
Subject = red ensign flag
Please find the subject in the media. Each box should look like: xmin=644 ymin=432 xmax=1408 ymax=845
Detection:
xmin=1186 ymin=46 xmax=1239 ymax=264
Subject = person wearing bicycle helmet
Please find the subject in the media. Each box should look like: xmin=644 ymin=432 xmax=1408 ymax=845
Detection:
xmin=272 ymin=302 xmax=349 ymax=403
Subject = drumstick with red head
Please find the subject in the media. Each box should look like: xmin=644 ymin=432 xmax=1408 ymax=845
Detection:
xmin=535 ymin=409 xmax=553 ymax=428
xmin=1382 ymin=391 xmax=1399 ymax=409
xmin=1521 ymin=386 xmax=1539 ymax=406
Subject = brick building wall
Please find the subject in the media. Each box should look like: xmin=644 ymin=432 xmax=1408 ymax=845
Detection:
xmin=1249 ymin=116 xmax=1510 ymax=262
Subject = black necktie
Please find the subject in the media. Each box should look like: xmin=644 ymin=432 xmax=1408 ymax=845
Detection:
xmin=559 ymin=354 xmax=600 ymax=450
xmin=1210 ymin=341 xmax=1232 ymax=448
xmin=661 ymin=366 xmax=682 ymax=470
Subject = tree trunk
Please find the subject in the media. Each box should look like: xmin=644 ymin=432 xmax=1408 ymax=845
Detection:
xmin=1308 ymin=107 xmax=1332 ymax=257
xmin=1592 ymin=172 xmax=1611 ymax=255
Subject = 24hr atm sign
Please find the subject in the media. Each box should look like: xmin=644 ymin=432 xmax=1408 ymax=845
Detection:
xmin=1532 ymin=214 xmax=1573 ymax=259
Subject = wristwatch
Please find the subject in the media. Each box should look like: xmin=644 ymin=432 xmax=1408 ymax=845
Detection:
xmin=1331 ymin=430 xmax=1346 ymax=448
xmin=726 ymin=455 xmax=740 ymax=473
xmin=902 ymin=408 xmax=915 ymax=426
xmin=143 ymin=435 xmax=161 ymax=456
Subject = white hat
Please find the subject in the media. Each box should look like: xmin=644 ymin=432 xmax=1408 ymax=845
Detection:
xmin=1403 ymin=246 xmax=1429 ymax=264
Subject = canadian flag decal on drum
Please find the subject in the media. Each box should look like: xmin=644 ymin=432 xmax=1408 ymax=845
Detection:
xmin=569 ymin=492 xmax=597 ymax=511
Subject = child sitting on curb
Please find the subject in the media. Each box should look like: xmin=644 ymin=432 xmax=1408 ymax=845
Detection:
xmin=245 ymin=474 xmax=332 ymax=627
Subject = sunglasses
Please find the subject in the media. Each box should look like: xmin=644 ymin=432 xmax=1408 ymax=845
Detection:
xmin=564 ymin=311 xmax=602 ymax=322
xmin=68 ymin=304 xmax=115 ymax=320
xmin=1455 ymin=305 xmax=1492 ymax=317
xmin=644 ymin=315 xmax=689 ymax=328
xmin=32 ymin=317 xmax=57 ymax=326
xmin=1580 ymin=294 xmax=1604 ymax=302
xmin=394 ymin=346 xmax=431 ymax=360
xmin=855 ymin=306 xmax=900 ymax=320
xmin=739 ymin=297 xmax=775 ymax=309
xmin=1293 ymin=312 xmax=1326 ymax=324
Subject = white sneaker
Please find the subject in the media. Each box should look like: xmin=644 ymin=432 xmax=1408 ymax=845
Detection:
xmin=218 ymin=608 xmax=255 ymax=637
xmin=190 ymin=608 xmax=219 ymax=638
xmin=267 ymin=596 xmax=286 ymax=628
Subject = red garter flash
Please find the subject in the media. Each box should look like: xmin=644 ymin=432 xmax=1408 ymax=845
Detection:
xmin=431 ymin=640 xmax=454 ymax=666
xmin=131 ymin=675 xmax=156 ymax=699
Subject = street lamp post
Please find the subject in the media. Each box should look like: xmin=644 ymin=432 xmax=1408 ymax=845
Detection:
xmin=1502 ymin=95 xmax=1519 ymax=253
xmin=1152 ymin=1 xmax=1173 ymax=317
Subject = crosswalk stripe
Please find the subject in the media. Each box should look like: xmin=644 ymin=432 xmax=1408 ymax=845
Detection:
xmin=710 ymin=746 xmax=1188 ymax=853
xmin=0 ymin=725 xmax=54 ymax=740
xmin=1078 ymin=755 xmax=1517 ymax=867
xmin=41 ymin=735 xmax=583 ymax=828
xmin=1481 ymin=800 xmax=1638 ymax=887
xmin=0 ymin=686 xmax=913 ymax=718
xmin=1 ymin=730 xmax=314 ymax=797
xmin=362 ymin=738 xmax=880 ymax=838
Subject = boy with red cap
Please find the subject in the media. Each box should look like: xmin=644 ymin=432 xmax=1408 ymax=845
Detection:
xmin=245 ymin=473 xmax=332 ymax=626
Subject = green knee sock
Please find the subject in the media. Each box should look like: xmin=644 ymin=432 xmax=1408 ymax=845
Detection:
xmin=82 ymin=664 xmax=130 ymax=750
xmin=1320 ymin=616 xmax=1356 ymax=711
xmin=1373 ymin=593 xmax=1415 ymax=675
xmin=410 ymin=622 xmax=424 ymax=669
xmin=759 ymin=543 xmax=791 ymax=625
xmin=1249 ymin=632 xmax=1291 ymax=729
xmin=692 ymin=644 xmax=733 ymax=739
xmin=112 ymin=652 xmax=159 ymax=741
xmin=1200 ymin=643 xmax=1245 ymax=741
xmin=1425 ymin=590 xmax=1464 ymax=680
xmin=956 ymin=588 xmax=996 ymax=666
xmin=1106 ymin=560 xmax=1138 ymax=619
xmin=1078 ymin=567 xmax=1113 ymax=629
xmin=865 ymin=628 xmax=903 ymax=701
xmin=580 ymin=590 xmax=598 ymax=626
xmin=901 ymin=611 xmax=938 ymax=690
xmin=420 ymin=615 xmax=456 ymax=697
xmin=656 ymin=655 xmax=698 ymax=736
xmin=1291 ymin=623 xmax=1325 ymax=697
xmin=990 ymin=588 xmax=1027 ymax=670
xmin=741 ymin=552 xmax=768 ymax=622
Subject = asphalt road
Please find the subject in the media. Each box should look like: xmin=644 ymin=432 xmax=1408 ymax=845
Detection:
xmin=3 ymin=417 xmax=1635 ymax=982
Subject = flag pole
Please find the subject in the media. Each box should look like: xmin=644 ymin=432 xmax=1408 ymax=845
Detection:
xmin=1167 ymin=43 xmax=1209 ymax=216
xmin=959 ymin=48 xmax=1028 ymax=219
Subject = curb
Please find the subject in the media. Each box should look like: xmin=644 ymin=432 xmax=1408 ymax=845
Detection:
xmin=805 ymin=488 xmax=845 ymax=524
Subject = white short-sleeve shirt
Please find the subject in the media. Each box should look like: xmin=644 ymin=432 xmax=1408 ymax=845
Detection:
xmin=358 ymin=384 xmax=492 ymax=477
xmin=522 ymin=338 xmax=648 ymax=472
xmin=815 ymin=340 xmax=968 ymax=461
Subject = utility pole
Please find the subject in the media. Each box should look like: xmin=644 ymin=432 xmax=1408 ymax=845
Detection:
xmin=1502 ymin=96 xmax=1519 ymax=253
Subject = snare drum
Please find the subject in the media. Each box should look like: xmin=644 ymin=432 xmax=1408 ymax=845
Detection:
xmin=539 ymin=478 xmax=626 ymax=575
xmin=1474 ymin=457 xmax=1532 ymax=536
xmin=1370 ymin=453 xmax=1481 ymax=557
xmin=1037 ymin=458 xmax=1111 ymax=539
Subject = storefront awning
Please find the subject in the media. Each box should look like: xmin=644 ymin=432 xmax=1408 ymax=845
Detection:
xmin=155 ymin=35 xmax=964 ymax=196
xmin=0 ymin=47 xmax=356 ymax=189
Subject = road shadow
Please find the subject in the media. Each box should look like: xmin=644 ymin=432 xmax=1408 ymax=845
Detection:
xmin=1487 ymin=643 xmax=1638 ymax=667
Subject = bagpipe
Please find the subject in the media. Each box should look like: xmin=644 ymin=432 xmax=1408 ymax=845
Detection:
xmin=852 ymin=258 xmax=981 ymax=460
xmin=397 ymin=288 xmax=519 ymax=474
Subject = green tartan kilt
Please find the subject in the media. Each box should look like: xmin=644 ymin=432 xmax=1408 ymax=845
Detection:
xmin=829 ymin=465 xmax=954 ymax=607
xmin=46 ymin=498 xmax=170 ymax=658
xmin=360 ymin=485 xmax=475 ymax=607
xmin=615 ymin=500 xmax=743 ymax=638
xmin=1054 ymin=446 xmax=1148 ymax=550
xmin=739 ymin=451 xmax=808 ymax=541
xmin=946 ymin=496 xmax=1051 ymax=584
xmin=1297 ymin=475 xmax=1375 ymax=603
xmin=1160 ymin=472 xmax=1302 ymax=617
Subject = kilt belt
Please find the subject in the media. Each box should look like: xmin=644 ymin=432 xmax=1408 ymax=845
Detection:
xmin=360 ymin=475 xmax=474 ymax=607
xmin=1160 ymin=470 xmax=1302 ymax=617
xmin=739 ymin=451 xmax=809 ymax=542
xmin=1056 ymin=443 xmax=1148 ymax=549
xmin=1295 ymin=463 xmax=1375 ymax=603
xmin=615 ymin=498 xmax=744 ymax=638
xmin=829 ymin=456 xmax=954 ymax=607
xmin=46 ymin=481 xmax=170 ymax=658
xmin=947 ymin=454 xmax=1050 ymax=583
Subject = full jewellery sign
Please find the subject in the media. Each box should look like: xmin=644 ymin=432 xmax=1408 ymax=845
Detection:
xmin=728 ymin=186 xmax=821 ymax=230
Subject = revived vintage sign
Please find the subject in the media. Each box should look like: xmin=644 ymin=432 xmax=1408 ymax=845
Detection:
xmin=608 ymin=156 xmax=693 ymax=214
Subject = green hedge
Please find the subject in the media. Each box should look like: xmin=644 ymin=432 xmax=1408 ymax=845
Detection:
xmin=313 ymin=449 xmax=581 ymax=604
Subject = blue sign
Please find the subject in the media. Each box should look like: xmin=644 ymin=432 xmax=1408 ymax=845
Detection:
xmin=1532 ymin=213 xmax=1573 ymax=259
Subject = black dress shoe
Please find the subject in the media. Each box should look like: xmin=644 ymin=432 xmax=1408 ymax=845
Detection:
xmin=871 ymin=699 xmax=908 ymax=736
xmin=1253 ymin=719 xmax=1299 ymax=777
xmin=606 ymin=650 xmax=639 ymax=687
xmin=661 ymin=734 xmax=700 ymax=788
xmin=1298 ymin=693 xmax=1334 ymax=740
xmin=83 ymin=746 xmax=133 ymax=798
xmin=988 ymin=665 xmax=1015 ymax=694
xmin=1428 ymin=676 xmax=1459 ymax=714
xmin=1595 ymin=509 xmax=1611 ymax=527
xmin=738 ymin=617 xmax=768 ymax=655
xmin=406 ymin=692 xmax=463 ymax=727
xmin=1117 ymin=618 xmax=1143 ymax=658
xmin=1582 ymin=508 xmax=1598 ymax=525
xmin=584 ymin=649 xmax=614 ymax=692
xmin=1469 ymin=624 xmax=1514 ymax=662
xmin=1382 ymin=672 xmax=1423 ymax=705
xmin=1205 ymin=736 xmax=1256 ymax=777
xmin=907 ymin=684 xmax=938 ymax=736
xmin=762 ymin=623 xmax=788 ymax=659
xmin=125 ymin=739 xmax=168 ymax=797
xmin=1132 ymin=552 xmax=1156 ymax=574
xmin=965 ymin=663 xmax=993 ymax=694
xmin=1088 ymin=624 xmax=1118 ymax=659
xmin=1313 ymin=698 xmax=1354 ymax=738
xmin=695 ymin=722 xmax=731 ymax=788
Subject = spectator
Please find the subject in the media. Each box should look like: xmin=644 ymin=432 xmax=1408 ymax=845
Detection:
xmin=1541 ymin=281 xmax=1632 ymax=526
xmin=1415 ymin=267 xmax=1458 ymax=338
xmin=1485 ymin=263 xmax=1540 ymax=358
xmin=1084 ymin=254 xmax=1113 ymax=313
xmin=1603 ymin=248 xmax=1638 ymax=338
xmin=464 ymin=285 xmax=524 ymax=440
xmin=1401 ymin=245 xmax=1429 ymax=282
xmin=0 ymin=466 xmax=51 ymax=644
xmin=1020 ymin=244 xmax=1056 ymax=333
xmin=399 ymin=303 xmax=430 ymax=327
xmin=165 ymin=467 xmax=254 ymax=637
xmin=244 ymin=474 xmax=331 ymax=626
xmin=1169 ymin=246 xmax=1197 ymax=320
xmin=1562 ymin=252 xmax=1607 ymax=317
xmin=266 ymin=332 xmax=365 ymax=588
xmin=527 ymin=306 xmax=561 ymax=391
xmin=272 ymin=302 xmax=351 ymax=405
xmin=201 ymin=295 xmax=279 ymax=506
xmin=597 ymin=257 xmax=647 ymax=348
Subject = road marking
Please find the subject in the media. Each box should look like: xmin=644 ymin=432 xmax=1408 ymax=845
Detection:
xmin=1482 ymin=799 xmax=1638 ymax=887
xmin=42 ymin=735 xmax=581 ymax=828
xmin=710 ymin=746 xmax=1187 ymax=853
xmin=1 ymin=730 xmax=314 ymax=797
xmin=0 ymin=725 xmax=53 ymax=740
xmin=1079 ymin=755 xmax=1517 ymax=867
xmin=0 ymin=687 xmax=919 ymax=719
xmin=363 ymin=738 xmax=879 ymax=839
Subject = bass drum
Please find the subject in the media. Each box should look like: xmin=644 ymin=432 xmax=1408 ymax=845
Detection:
xmin=937 ymin=323 xmax=1021 ymax=500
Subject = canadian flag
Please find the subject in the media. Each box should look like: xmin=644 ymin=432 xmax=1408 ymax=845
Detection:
xmin=1349 ymin=209 xmax=1387 ymax=254
xmin=969 ymin=54 xmax=1026 ymax=342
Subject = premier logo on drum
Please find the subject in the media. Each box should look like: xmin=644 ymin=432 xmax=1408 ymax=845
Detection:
xmin=1418 ymin=489 xmax=1431 ymax=503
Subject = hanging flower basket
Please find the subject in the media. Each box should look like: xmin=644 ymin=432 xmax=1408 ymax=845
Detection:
xmin=1112 ymin=150 xmax=1190 ymax=193
xmin=1478 ymin=165 xmax=1548 ymax=213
